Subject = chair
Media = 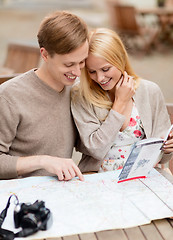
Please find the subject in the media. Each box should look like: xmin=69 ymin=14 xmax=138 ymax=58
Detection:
xmin=1 ymin=42 xmax=41 ymax=74
xmin=105 ymin=0 xmax=121 ymax=29
xmin=106 ymin=4 xmax=160 ymax=53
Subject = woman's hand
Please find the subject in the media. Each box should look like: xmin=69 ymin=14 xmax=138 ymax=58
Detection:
xmin=115 ymin=71 xmax=135 ymax=103
xmin=163 ymin=130 xmax=173 ymax=154
xmin=112 ymin=71 xmax=135 ymax=114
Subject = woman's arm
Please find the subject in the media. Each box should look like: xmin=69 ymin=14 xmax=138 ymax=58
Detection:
xmin=151 ymin=83 xmax=173 ymax=163
xmin=136 ymin=79 xmax=172 ymax=164
xmin=71 ymin=97 xmax=125 ymax=160
xmin=71 ymin=73 xmax=135 ymax=160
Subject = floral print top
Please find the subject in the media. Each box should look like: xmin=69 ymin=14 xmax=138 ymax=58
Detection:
xmin=100 ymin=103 xmax=145 ymax=172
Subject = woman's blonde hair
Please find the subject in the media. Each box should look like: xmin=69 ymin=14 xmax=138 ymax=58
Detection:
xmin=77 ymin=28 xmax=139 ymax=110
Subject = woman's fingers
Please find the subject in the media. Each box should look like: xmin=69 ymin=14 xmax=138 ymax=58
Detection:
xmin=163 ymin=138 xmax=173 ymax=153
xmin=116 ymin=73 xmax=124 ymax=88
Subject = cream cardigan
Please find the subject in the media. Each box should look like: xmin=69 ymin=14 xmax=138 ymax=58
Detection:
xmin=71 ymin=79 xmax=172 ymax=172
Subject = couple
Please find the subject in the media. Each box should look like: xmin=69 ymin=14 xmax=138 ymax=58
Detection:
xmin=0 ymin=11 xmax=172 ymax=181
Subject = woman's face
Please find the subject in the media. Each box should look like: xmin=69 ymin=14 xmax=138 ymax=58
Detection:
xmin=86 ymin=53 xmax=122 ymax=92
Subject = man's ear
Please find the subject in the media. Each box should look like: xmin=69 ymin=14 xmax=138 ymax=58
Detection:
xmin=40 ymin=47 xmax=49 ymax=61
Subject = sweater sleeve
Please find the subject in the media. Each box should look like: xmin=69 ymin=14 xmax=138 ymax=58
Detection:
xmin=71 ymin=92 xmax=125 ymax=160
xmin=0 ymin=96 xmax=19 ymax=179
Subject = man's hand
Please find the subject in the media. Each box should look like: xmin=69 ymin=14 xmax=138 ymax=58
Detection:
xmin=17 ymin=156 xmax=84 ymax=181
xmin=41 ymin=156 xmax=84 ymax=181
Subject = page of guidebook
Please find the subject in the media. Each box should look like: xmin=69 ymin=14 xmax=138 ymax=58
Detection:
xmin=118 ymin=124 xmax=173 ymax=183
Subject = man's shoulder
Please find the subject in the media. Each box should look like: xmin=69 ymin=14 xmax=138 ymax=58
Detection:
xmin=0 ymin=69 xmax=35 ymax=91
xmin=0 ymin=70 xmax=36 ymax=103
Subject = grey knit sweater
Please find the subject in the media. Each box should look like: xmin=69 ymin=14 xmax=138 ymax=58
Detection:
xmin=0 ymin=69 xmax=77 ymax=179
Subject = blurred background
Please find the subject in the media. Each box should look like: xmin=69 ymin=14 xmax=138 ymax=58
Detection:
xmin=0 ymin=0 xmax=173 ymax=102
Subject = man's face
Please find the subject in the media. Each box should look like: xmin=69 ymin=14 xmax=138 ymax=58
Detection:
xmin=41 ymin=40 xmax=89 ymax=91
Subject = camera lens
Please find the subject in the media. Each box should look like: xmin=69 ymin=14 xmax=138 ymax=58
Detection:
xmin=21 ymin=213 xmax=40 ymax=229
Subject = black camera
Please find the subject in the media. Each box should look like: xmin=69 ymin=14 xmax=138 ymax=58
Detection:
xmin=0 ymin=195 xmax=52 ymax=239
xmin=14 ymin=200 xmax=51 ymax=231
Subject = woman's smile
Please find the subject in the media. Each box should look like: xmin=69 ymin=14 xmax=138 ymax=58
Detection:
xmin=100 ymin=78 xmax=112 ymax=86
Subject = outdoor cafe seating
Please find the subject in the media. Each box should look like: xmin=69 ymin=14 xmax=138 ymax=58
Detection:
xmin=0 ymin=41 xmax=41 ymax=84
xmin=105 ymin=0 xmax=173 ymax=53
xmin=105 ymin=1 xmax=160 ymax=53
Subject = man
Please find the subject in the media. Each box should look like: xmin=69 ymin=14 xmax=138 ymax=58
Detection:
xmin=0 ymin=11 xmax=89 ymax=181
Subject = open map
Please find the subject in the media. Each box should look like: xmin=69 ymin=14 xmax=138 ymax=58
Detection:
xmin=0 ymin=168 xmax=173 ymax=239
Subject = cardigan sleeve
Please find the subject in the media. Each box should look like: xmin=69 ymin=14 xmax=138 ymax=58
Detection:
xmin=71 ymin=91 xmax=125 ymax=160
xmin=0 ymin=96 xmax=19 ymax=179
xmin=149 ymin=81 xmax=172 ymax=164
xmin=151 ymin=82 xmax=171 ymax=138
xmin=135 ymin=79 xmax=172 ymax=164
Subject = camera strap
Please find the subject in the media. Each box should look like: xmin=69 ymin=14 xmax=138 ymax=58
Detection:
xmin=0 ymin=195 xmax=18 ymax=240
xmin=0 ymin=194 xmax=49 ymax=240
xmin=0 ymin=195 xmax=19 ymax=228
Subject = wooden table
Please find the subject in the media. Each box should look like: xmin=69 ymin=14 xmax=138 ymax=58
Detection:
xmin=137 ymin=7 xmax=173 ymax=16
xmin=137 ymin=7 xmax=173 ymax=43
xmin=45 ymin=219 xmax=173 ymax=240
xmin=45 ymin=169 xmax=173 ymax=240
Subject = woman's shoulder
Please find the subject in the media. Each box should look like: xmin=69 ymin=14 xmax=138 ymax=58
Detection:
xmin=71 ymin=80 xmax=81 ymax=101
xmin=138 ymin=78 xmax=162 ymax=93
xmin=71 ymin=79 xmax=80 ymax=94
xmin=71 ymin=80 xmax=88 ymax=107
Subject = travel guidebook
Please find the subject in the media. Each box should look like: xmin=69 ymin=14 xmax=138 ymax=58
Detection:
xmin=118 ymin=124 xmax=173 ymax=183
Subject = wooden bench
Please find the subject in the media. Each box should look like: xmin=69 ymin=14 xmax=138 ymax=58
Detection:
xmin=0 ymin=73 xmax=20 ymax=84
xmin=1 ymin=42 xmax=41 ymax=74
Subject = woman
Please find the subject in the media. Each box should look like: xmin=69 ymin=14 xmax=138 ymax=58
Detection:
xmin=71 ymin=28 xmax=173 ymax=173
